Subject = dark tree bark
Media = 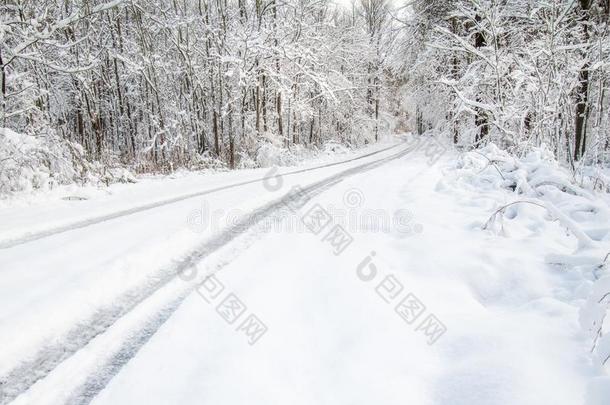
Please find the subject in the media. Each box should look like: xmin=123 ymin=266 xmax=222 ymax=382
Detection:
xmin=0 ymin=46 xmax=6 ymax=127
xmin=213 ymin=110 xmax=220 ymax=156
xmin=574 ymin=0 xmax=591 ymax=161
xmin=474 ymin=13 xmax=489 ymax=145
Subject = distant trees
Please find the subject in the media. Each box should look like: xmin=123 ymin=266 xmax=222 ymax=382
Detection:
xmin=360 ymin=0 xmax=392 ymax=141
xmin=5 ymin=0 xmax=605 ymax=186
xmin=0 ymin=0 xmax=398 ymax=174
xmin=404 ymin=0 xmax=610 ymax=165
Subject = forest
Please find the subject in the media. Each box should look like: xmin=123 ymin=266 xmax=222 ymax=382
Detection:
xmin=0 ymin=0 xmax=609 ymax=193
xmin=2 ymin=2 xmax=610 ymax=404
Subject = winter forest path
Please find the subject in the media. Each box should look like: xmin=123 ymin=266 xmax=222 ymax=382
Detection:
xmin=2 ymin=143 xmax=599 ymax=404
xmin=0 ymin=141 xmax=410 ymax=404
xmin=0 ymin=143 xmax=403 ymax=250
xmin=88 ymin=148 xmax=596 ymax=405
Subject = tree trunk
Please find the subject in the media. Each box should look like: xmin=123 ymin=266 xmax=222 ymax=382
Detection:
xmin=574 ymin=0 xmax=591 ymax=161
xmin=474 ymin=13 xmax=488 ymax=145
xmin=0 ymin=46 xmax=6 ymax=127
xmin=213 ymin=110 xmax=220 ymax=156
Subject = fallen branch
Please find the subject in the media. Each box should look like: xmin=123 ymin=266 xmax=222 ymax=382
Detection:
xmin=482 ymin=200 xmax=546 ymax=230
xmin=483 ymin=199 xmax=595 ymax=250
xmin=472 ymin=150 xmax=506 ymax=181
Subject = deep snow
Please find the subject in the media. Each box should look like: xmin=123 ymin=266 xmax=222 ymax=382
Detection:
xmin=1 ymin=137 xmax=610 ymax=405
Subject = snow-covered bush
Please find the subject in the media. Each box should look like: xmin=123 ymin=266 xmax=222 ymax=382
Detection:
xmin=321 ymin=141 xmax=350 ymax=157
xmin=581 ymin=262 xmax=610 ymax=369
xmin=254 ymin=138 xmax=355 ymax=168
xmin=448 ymin=143 xmax=610 ymax=376
xmin=255 ymin=142 xmax=299 ymax=167
xmin=184 ymin=151 xmax=228 ymax=172
xmin=0 ymin=128 xmax=77 ymax=195
xmin=0 ymin=128 xmax=136 ymax=198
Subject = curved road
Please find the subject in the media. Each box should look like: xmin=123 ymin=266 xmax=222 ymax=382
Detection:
xmin=0 ymin=142 xmax=412 ymax=404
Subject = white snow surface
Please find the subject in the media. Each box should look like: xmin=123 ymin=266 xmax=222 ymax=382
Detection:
xmin=1 ymin=138 xmax=610 ymax=405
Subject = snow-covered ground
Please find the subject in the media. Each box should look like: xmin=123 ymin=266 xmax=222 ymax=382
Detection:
xmin=1 ymin=137 xmax=609 ymax=405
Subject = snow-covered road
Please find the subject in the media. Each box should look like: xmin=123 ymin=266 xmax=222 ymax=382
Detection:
xmin=1 ymin=140 xmax=603 ymax=404
xmin=0 ymin=141 xmax=410 ymax=403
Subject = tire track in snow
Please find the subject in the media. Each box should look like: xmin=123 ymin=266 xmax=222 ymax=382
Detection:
xmin=0 ymin=145 xmax=412 ymax=405
xmin=0 ymin=143 xmax=403 ymax=250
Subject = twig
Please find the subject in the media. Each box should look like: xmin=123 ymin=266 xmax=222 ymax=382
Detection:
xmin=483 ymin=200 xmax=546 ymax=230
xmin=472 ymin=150 xmax=506 ymax=180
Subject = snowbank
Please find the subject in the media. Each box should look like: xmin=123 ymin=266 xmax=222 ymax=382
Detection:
xmin=445 ymin=143 xmax=610 ymax=390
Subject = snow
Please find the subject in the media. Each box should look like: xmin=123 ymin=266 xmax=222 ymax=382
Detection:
xmin=0 ymin=127 xmax=131 ymax=198
xmin=2 ymin=137 xmax=609 ymax=404
xmin=0 ymin=139 xmax=405 ymax=402
xmin=84 ymin=144 xmax=598 ymax=405
xmin=0 ymin=141 xmax=398 ymax=242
